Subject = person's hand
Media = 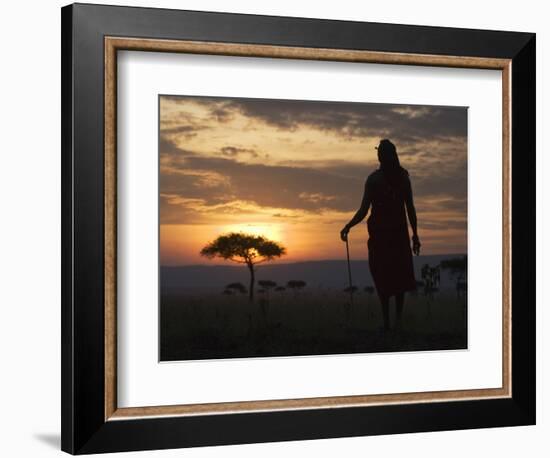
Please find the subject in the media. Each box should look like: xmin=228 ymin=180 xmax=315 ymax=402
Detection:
xmin=340 ymin=225 xmax=350 ymax=242
xmin=412 ymin=234 xmax=421 ymax=255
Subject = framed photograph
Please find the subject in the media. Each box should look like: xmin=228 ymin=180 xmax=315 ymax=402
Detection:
xmin=61 ymin=3 xmax=536 ymax=454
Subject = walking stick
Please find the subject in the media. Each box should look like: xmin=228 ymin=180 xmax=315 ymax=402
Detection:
xmin=345 ymin=237 xmax=354 ymax=305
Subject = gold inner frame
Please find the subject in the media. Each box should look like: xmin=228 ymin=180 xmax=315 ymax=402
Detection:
xmin=104 ymin=37 xmax=512 ymax=421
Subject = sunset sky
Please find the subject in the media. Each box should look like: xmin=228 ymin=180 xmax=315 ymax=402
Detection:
xmin=159 ymin=95 xmax=467 ymax=266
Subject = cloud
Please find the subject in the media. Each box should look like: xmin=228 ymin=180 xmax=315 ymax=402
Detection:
xmin=390 ymin=106 xmax=431 ymax=119
xmin=160 ymin=95 xmax=467 ymax=147
xmin=160 ymin=137 xmax=467 ymax=228
xmin=221 ymin=98 xmax=467 ymax=143
xmin=298 ymin=192 xmax=337 ymax=204
xmin=220 ymin=146 xmax=259 ymax=158
xmin=160 ymin=125 xmax=201 ymax=136
xmin=161 ymin=143 xmax=363 ymax=214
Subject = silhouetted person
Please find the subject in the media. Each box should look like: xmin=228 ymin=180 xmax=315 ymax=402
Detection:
xmin=341 ymin=139 xmax=420 ymax=331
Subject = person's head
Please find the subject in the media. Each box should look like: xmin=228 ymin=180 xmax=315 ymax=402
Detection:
xmin=376 ymin=139 xmax=401 ymax=171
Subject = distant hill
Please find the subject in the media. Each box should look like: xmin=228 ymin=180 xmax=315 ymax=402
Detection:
xmin=161 ymin=254 xmax=465 ymax=294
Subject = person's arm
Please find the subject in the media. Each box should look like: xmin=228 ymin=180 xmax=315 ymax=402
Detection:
xmin=404 ymin=175 xmax=421 ymax=255
xmin=340 ymin=180 xmax=371 ymax=242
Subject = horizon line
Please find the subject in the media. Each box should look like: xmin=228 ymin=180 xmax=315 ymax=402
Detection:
xmin=161 ymin=253 xmax=467 ymax=268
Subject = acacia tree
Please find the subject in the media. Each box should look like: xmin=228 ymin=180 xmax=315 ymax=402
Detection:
xmin=225 ymin=282 xmax=248 ymax=295
xmin=200 ymin=233 xmax=286 ymax=302
xmin=287 ymin=280 xmax=306 ymax=297
xmin=441 ymin=255 xmax=467 ymax=299
xmin=258 ymin=280 xmax=277 ymax=300
xmin=441 ymin=256 xmax=467 ymax=282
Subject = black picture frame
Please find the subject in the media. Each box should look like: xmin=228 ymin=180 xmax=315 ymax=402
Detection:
xmin=61 ymin=3 xmax=535 ymax=454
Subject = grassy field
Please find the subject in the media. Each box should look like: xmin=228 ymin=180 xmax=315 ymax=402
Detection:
xmin=160 ymin=288 xmax=467 ymax=361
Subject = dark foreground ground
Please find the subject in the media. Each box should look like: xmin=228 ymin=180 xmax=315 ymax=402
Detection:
xmin=160 ymin=289 xmax=467 ymax=361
